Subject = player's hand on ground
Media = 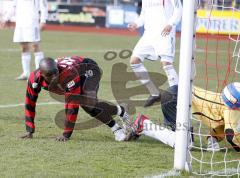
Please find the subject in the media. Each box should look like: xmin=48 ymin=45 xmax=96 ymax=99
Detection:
xmin=40 ymin=23 xmax=46 ymax=31
xmin=20 ymin=132 xmax=33 ymax=139
xmin=127 ymin=22 xmax=138 ymax=31
xmin=161 ymin=25 xmax=172 ymax=36
xmin=55 ymin=135 xmax=69 ymax=142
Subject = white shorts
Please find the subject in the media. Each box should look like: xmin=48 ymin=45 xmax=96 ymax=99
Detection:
xmin=132 ymin=33 xmax=176 ymax=63
xmin=13 ymin=26 xmax=41 ymax=43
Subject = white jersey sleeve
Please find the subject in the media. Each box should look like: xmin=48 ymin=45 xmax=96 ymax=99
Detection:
xmin=168 ymin=0 xmax=182 ymax=26
xmin=134 ymin=4 xmax=145 ymax=28
xmin=134 ymin=0 xmax=182 ymax=35
xmin=39 ymin=0 xmax=48 ymax=24
xmin=2 ymin=0 xmax=16 ymax=22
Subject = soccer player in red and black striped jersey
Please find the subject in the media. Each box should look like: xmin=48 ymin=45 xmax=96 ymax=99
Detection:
xmin=21 ymin=56 xmax=129 ymax=142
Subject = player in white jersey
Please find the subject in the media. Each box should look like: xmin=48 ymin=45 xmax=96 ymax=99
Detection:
xmin=128 ymin=0 xmax=182 ymax=107
xmin=1 ymin=0 xmax=48 ymax=80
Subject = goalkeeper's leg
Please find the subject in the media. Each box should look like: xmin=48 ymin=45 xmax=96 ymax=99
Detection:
xmin=161 ymin=85 xmax=178 ymax=130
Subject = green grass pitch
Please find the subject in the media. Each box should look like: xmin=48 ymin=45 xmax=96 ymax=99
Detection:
xmin=0 ymin=29 xmax=239 ymax=177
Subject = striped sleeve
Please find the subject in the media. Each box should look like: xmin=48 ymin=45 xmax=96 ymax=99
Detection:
xmin=25 ymin=72 xmax=41 ymax=133
xmin=63 ymin=86 xmax=81 ymax=138
xmin=168 ymin=0 xmax=183 ymax=27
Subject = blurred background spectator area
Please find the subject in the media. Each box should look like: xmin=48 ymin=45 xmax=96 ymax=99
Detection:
xmin=199 ymin=0 xmax=240 ymax=9
xmin=47 ymin=0 xmax=135 ymax=6
xmin=47 ymin=0 xmax=240 ymax=9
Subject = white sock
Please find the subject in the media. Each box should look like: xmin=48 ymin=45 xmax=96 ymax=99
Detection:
xmin=34 ymin=52 xmax=44 ymax=69
xmin=142 ymin=120 xmax=176 ymax=148
xmin=117 ymin=105 xmax=122 ymax=116
xmin=21 ymin=52 xmax=31 ymax=76
xmin=163 ymin=65 xmax=179 ymax=87
xmin=131 ymin=63 xmax=160 ymax=96
xmin=111 ymin=123 xmax=120 ymax=132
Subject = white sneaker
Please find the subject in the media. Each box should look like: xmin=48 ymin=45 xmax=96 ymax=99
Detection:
xmin=15 ymin=73 xmax=29 ymax=80
xmin=207 ymin=136 xmax=220 ymax=152
xmin=113 ymin=127 xmax=126 ymax=142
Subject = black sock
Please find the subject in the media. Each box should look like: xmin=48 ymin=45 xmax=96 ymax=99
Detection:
xmin=107 ymin=120 xmax=115 ymax=128
xmin=119 ymin=106 xmax=125 ymax=117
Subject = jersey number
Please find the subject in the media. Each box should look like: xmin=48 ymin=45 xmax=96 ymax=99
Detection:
xmin=59 ymin=58 xmax=75 ymax=68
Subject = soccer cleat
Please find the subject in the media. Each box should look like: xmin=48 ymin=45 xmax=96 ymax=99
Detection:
xmin=125 ymin=114 xmax=149 ymax=141
xmin=15 ymin=73 xmax=29 ymax=80
xmin=144 ymin=94 xmax=161 ymax=107
xmin=132 ymin=114 xmax=149 ymax=134
xmin=113 ymin=127 xmax=126 ymax=142
xmin=206 ymin=136 xmax=220 ymax=152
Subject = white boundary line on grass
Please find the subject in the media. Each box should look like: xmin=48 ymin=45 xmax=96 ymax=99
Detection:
xmin=145 ymin=170 xmax=181 ymax=178
xmin=193 ymin=168 xmax=240 ymax=177
xmin=146 ymin=167 xmax=239 ymax=178
xmin=0 ymin=48 xmax=124 ymax=53
xmin=0 ymin=101 xmax=61 ymax=109
xmin=0 ymin=98 xmax=148 ymax=109
xmin=0 ymin=48 xmax=226 ymax=54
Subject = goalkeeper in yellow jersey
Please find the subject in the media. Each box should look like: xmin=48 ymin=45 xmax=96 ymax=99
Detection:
xmin=126 ymin=85 xmax=240 ymax=152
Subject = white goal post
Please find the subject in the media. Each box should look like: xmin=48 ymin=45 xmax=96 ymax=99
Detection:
xmin=174 ymin=0 xmax=240 ymax=176
xmin=174 ymin=0 xmax=196 ymax=171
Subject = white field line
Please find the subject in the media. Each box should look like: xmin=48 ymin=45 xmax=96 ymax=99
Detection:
xmin=0 ymin=98 xmax=147 ymax=109
xmin=193 ymin=168 xmax=240 ymax=177
xmin=145 ymin=167 xmax=239 ymax=178
xmin=0 ymin=48 xmax=124 ymax=53
xmin=0 ymin=48 xmax=227 ymax=54
xmin=0 ymin=101 xmax=61 ymax=109
xmin=145 ymin=170 xmax=181 ymax=178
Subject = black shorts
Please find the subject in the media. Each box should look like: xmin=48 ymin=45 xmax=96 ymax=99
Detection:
xmin=80 ymin=58 xmax=102 ymax=94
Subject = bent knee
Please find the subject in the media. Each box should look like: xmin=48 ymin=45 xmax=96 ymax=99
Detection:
xmin=32 ymin=43 xmax=40 ymax=52
xmin=20 ymin=43 xmax=30 ymax=52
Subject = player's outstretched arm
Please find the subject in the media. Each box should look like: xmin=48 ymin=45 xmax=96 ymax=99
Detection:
xmin=55 ymin=93 xmax=80 ymax=142
xmin=22 ymin=72 xmax=41 ymax=138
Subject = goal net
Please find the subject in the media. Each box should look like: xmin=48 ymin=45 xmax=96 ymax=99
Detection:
xmin=186 ymin=0 xmax=240 ymax=176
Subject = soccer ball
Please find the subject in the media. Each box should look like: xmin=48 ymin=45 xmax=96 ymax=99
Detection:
xmin=222 ymin=82 xmax=240 ymax=109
